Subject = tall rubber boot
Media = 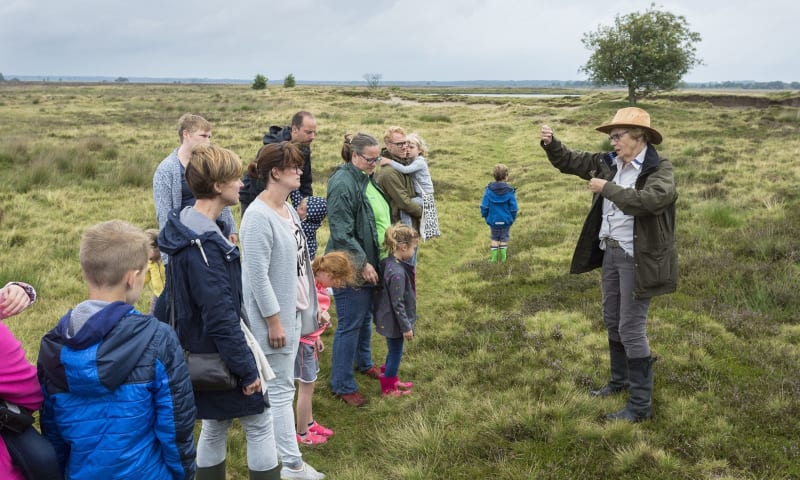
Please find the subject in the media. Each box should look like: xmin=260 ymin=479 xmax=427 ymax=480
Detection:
xmin=249 ymin=464 xmax=282 ymax=480
xmin=499 ymin=247 xmax=508 ymax=262
xmin=606 ymin=356 xmax=654 ymax=422
xmin=490 ymin=247 xmax=498 ymax=262
xmin=380 ymin=375 xmax=411 ymax=397
xmin=196 ymin=461 xmax=226 ymax=480
xmin=591 ymin=339 xmax=629 ymax=397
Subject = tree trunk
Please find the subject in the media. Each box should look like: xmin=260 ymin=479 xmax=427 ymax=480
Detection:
xmin=627 ymin=85 xmax=637 ymax=106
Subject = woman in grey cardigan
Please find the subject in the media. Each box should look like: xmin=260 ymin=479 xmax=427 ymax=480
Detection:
xmin=240 ymin=141 xmax=323 ymax=480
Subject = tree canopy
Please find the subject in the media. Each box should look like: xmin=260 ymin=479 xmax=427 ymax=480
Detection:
xmin=580 ymin=4 xmax=702 ymax=105
xmin=252 ymin=74 xmax=267 ymax=90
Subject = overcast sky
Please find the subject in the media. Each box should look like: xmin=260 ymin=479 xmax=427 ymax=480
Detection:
xmin=2 ymin=0 xmax=797 ymax=83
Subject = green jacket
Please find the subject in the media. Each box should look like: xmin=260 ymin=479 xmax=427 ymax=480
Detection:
xmin=375 ymin=148 xmax=422 ymax=232
xmin=325 ymin=161 xmax=388 ymax=283
xmin=542 ymin=138 xmax=678 ymax=299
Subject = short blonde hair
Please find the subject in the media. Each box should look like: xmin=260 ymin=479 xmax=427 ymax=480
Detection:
xmin=177 ymin=113 xmax=211 ymax=143
xmin=80 ymin=220 xmax=149 ymax=288
xmin=493 ymin=164 xmax=509 ymax=181
xmin=185 ymin=144 xmax=243 ymax=200
xmin=383 ymin=126 xmax=406 ymax=144
xmin=406 ymin=133 xmax=428 ymax=156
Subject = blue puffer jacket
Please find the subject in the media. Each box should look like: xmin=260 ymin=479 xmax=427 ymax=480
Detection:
xmin=37 ymin=301 xmax=196 ymax=480
xmin=158 ymin=208 xmax=264 ymax=420
xmin=480 ymin=181 xmax=518 ymax=227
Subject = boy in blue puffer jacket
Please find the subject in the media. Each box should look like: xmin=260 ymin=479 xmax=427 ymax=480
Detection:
xmin=37 ymin=220 xmax=196 ymax=480
xmin=480 ymin=164 xmax=519 ymax=262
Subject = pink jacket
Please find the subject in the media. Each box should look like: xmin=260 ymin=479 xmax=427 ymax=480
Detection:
xmin=300 ymin=282 xmax=331 ymax=346
xmin=0 ymin=284 xmax=39 ymax=480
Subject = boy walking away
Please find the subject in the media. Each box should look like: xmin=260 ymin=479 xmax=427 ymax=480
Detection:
xmin=480 ymin=164 xmax=518 ymax=262
xmin=37 ymin=220 xmax=196 ymax=480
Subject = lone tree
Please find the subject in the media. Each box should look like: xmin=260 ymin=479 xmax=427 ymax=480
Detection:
xmin=252 ymin=74 xmax=268 ymax=90
xmin=363 ymin=73 xmax=382 ymax=89
xmin=283 ymin=73 xmax=296 ymax=88
xmin=580 ymin=4 xmax=702 ymax=105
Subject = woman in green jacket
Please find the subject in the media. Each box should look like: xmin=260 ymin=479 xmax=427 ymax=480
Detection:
xmin=325 ymin=133 xmax=392 ymax=407
xmin=540 ymin=107 xmax=677 ymax=422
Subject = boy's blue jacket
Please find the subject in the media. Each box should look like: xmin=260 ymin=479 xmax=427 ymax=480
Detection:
xmin=37 ymin=301 xmax=196 ymax=480
xmin=480 ymin=181 xmax=518 ymax=227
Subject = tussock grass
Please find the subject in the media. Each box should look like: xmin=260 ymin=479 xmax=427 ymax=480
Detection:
xmin=1 ymin=83 xmax=799 ymax=479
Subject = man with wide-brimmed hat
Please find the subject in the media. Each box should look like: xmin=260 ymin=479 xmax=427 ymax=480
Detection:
xmin=539 ymin=107 xmax=678 ymax=422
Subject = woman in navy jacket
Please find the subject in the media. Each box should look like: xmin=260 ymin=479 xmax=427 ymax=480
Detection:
xmin=159 ymin=144 xmax=280 ymax=479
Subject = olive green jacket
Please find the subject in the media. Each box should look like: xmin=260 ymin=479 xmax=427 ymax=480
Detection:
xmin=542 ymin=138 xmax=678 ymax=299
xmin=375 ymin=148 xmax=422 ymax=232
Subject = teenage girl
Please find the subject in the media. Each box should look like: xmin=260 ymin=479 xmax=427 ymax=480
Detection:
xmin=294 ymin=251 xmax=356 ymax=445
xmin=374 ymin=223 xmax=420 ymax=397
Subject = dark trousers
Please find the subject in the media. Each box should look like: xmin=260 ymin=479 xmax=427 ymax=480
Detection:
xmin=601 ymin=245 xmax=651 ymax=359
xmin=2 ymin=427 xmax=63 ymax=479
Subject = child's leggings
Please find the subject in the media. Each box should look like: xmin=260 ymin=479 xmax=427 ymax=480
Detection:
xmin=383 ymin=336 xmax=405 ymax=378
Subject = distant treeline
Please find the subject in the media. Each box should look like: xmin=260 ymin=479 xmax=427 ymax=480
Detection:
xmin=1 ymin=75 xmax=798 ymax=90
xmin=685 ymin=80 xmax=800 ymax=90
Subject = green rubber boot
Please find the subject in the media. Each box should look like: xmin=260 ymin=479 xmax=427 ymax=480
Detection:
xmin=196 ymin=461 xmax=226 ymax=480
xmin=490 ymin=248 xmax=498 ymax=262
xmin=499 ymin=247 xmax=508 ymax=262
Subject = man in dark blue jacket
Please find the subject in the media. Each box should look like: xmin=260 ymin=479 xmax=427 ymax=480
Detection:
xmin=38 ymin=220 xmax=196 ymax=480
xmin=240 ymin=111 xmax=317 ymax=212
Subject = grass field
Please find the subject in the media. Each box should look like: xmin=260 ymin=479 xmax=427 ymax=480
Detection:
xmin=1 ymin=83 xmax=799 ymax=479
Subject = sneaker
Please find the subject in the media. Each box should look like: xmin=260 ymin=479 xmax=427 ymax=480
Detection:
xmin=360 ymin=366 xmax=381 ymax=379
xmin=281 ymin=461 xmax=325 ymax=480
xmin=308 ymin=421 xmax=334 ymax=437
xmin=296 ymin=432 xmax=328 ymax=446
xmin=336 ymin=391 xmax=368 ymax=407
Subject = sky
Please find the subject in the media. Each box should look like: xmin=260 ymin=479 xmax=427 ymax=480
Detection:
xmin=2 ymin=0 xmax=798 ymax=83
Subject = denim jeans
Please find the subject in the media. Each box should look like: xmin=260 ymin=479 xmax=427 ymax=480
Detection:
xmin=601 ymin=245 xmax=652 ymax=359
xmin=330 ymin=286 xmax=375 ymax=394
xmin=382 ymin=336 xmax=405 ymax=378
xmin=196 ymin=411 xmax=277 ymax=471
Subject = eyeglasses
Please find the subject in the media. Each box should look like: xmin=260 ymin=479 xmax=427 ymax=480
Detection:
xmin=357 ymin=152 xmax=380 ymax=164
xmin=608 ymin=131 xmax=628 ymax=143
xmin=389 ymin=141 xmax=408 ymax=147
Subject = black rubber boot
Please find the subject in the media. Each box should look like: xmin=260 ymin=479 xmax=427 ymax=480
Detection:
xmin=591 ymin=339 xmax=629 ymax=397
xmin=249 ymin=464 xmax=282 ymax=480
xmin=606 ymin=356 xmax=654 ymax=422
xmin=196 ymin=461 xmax=226 ymax=480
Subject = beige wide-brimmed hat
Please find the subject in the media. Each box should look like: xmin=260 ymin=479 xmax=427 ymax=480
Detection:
xmin=596 ymin=107 xmax=662 ymax=145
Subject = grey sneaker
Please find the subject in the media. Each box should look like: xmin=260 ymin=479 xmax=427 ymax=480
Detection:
xmin=281 ymin=461 xmax=325 ymax=480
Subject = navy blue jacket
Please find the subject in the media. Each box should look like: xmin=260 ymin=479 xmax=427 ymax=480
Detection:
xmin=159 ymin=209 xmax=265 ymax=420
xmin=480 ymin=182 xmax=518 ymax=227
xmin=239 ymin=125 xmax=313 ymax=213
xmin=38 ymin=302 xmax=196 ymax=480
xmin=373 ymin=254 xmax=416 ymax=339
